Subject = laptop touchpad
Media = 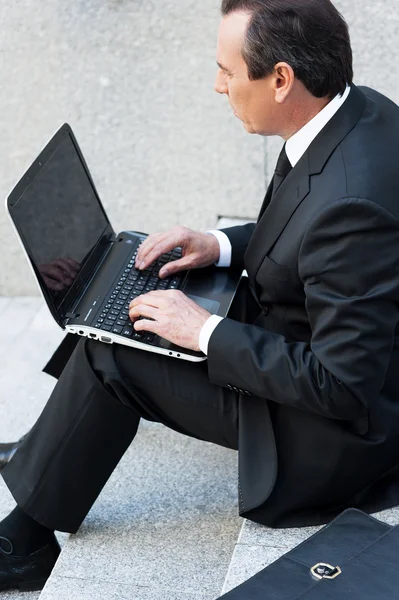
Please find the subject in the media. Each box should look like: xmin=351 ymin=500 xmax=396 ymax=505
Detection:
xmin=187 ymin=294 xmax=220 ymax=315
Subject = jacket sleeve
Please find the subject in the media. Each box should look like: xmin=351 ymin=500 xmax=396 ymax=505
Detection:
xmin=220 ymin=223 xmax=256 ymax=268
xmin=208 ymin=198 xmax=399 ymax=432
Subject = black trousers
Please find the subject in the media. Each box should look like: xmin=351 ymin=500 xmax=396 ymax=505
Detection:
xmin=2 ymin=280 xmax=257 ymax=533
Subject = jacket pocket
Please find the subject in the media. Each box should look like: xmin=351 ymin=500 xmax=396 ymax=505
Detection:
xmin=257 ymin=255 xmax=293 ymax=282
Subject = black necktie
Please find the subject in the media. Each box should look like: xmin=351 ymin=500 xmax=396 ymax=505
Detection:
xmin=272 ymin=144 xmax=292 ymax=197
xmin=257 ymin=144 xmax=293 ymax=222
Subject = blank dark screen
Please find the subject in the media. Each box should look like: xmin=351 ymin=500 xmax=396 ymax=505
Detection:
xmin=11 ymin=134 xmax=109 ymax=307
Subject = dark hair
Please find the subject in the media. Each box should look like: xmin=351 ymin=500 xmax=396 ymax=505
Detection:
xmin=221 ymin=0 xmax=353 ymax=98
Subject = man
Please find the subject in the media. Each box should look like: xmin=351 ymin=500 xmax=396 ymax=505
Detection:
xmin=2 ymin=0 xmax=399 ymax=592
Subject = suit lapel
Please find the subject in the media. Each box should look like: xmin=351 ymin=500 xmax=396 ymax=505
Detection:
xmin=245 ymin=154 xmax=310 ymax=289
xmin=257 ymin=178 xmax=274 ymax=223
xmin=245 ymin=85 xmax=367 ymax=289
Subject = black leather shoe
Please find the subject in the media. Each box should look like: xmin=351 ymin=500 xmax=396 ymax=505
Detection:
xmin=0 ymin=534 xmax=60 ymax=591
xmin=0 ymin=434 xmax=28 ymax=472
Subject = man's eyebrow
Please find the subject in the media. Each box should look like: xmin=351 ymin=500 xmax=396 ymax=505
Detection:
xmin=217 ymin=61 xmax=232 ymax=74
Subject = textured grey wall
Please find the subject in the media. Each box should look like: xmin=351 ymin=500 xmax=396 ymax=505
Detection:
xmin=0 ymin=0 xmax=398 ymax=294
xmin=0 ymin=0 xmax=264 ymax=295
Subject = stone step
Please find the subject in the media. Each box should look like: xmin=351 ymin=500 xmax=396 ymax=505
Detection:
xmin=0 ymin=298 xmax=66 ymax=600
xmin=39 ymin=422 xmax=240 ymax=600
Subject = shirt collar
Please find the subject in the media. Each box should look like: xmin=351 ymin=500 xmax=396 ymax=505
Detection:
xmin=285 ymin=85 xmax=351 ymax=167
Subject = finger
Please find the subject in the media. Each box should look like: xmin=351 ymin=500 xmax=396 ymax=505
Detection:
xmin=159 ymin=256 xmax=195 ymax=278
xmin=129 ymin=291 xmax=168 ymax=310
xmin=134 ymin=319 xmax=157 ymax=333
xmin=137 ymin=231 xmax=166 ymax=251
xmin=137 ymin=235 xmax=180 ymax=271
xmin=137 ymin=237 xmax=174 ymax=270
xmin=128 ymin=304 xmax=159 ymax=322
xmin=135 ymin=233 xmax=169 ymax=267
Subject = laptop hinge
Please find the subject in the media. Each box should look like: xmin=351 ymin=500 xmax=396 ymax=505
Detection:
xmin=61 ymin=238 xmax=116 ymax=327
xmin=65 ymin=311 xmax=80 ymax=319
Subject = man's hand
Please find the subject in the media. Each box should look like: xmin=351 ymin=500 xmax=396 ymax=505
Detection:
xmin=129 ymin=290 xmax=211 ymax=352
xmin=135 ymin=226 xmax=220 ymax=278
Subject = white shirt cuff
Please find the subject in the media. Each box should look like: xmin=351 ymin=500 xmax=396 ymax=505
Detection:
xmin=206 ymin=230 xmax=232 ymax=267
xmin=199 ymin=315 xmax=224 ymax=355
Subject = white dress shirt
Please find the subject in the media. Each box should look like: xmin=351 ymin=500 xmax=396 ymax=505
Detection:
xmin=199 ymin=86 xmax=351 ymax=355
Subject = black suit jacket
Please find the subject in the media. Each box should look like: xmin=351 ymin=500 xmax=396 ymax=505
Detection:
xmin=207 ymin=84 xmax=399 ymax=526
xmin=44 ymin=85 xmax=399 ymax=528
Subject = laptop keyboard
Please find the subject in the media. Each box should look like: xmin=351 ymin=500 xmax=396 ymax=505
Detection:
xmin=94 ymin=246 xmax=185 ymax=344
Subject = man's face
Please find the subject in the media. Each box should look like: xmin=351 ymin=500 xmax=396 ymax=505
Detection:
xmin=215 ymin=11 xmax=279 ymax=135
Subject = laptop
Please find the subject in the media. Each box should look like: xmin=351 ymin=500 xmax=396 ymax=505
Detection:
xmin=6 ymin=123 xmax=242 ymax=362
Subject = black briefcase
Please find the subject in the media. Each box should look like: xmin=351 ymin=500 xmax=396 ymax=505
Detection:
xmin=219 ymin=508 xmax=399 ymax=599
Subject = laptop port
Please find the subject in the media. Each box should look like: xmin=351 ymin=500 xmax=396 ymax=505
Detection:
xmin=89 ymin=333 xmax=97 ymax=339
xmin=101 ymin=336 xmax=112 ymax=343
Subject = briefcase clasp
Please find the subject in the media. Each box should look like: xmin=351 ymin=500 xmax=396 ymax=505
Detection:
xmin=311 ymin=563 xmax=342 ymax=580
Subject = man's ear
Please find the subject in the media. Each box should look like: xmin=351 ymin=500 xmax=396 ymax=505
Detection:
xmin=273 ymin=62 xmax=295 ymax=103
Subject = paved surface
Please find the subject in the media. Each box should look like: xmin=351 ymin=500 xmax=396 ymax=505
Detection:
xmin=0 ymin=296 xmax=241 ymax=600
xmin=0 ymin=297 xmax=65 ymax=600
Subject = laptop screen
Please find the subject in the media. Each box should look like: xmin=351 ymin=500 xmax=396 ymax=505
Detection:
xmin=9 ymin=130 xmax=111 ymax=320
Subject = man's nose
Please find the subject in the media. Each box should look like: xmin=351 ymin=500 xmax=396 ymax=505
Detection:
xmin=214 ymin=69 xmax=228 ymax=95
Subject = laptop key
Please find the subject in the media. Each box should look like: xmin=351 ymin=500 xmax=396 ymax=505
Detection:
xmin=143 ymin=333 xmax=155 ymax=343
xmin=102 ymin=325 xmax=112 ymax=331
xmin=112 ymin=326 xmax=123 ymax=334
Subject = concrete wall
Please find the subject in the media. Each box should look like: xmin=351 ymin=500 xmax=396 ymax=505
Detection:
xmin=0 ymin=0 xmax=397 ymax=294
xmin=0 ymin=0 xmax=264 ymax=295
